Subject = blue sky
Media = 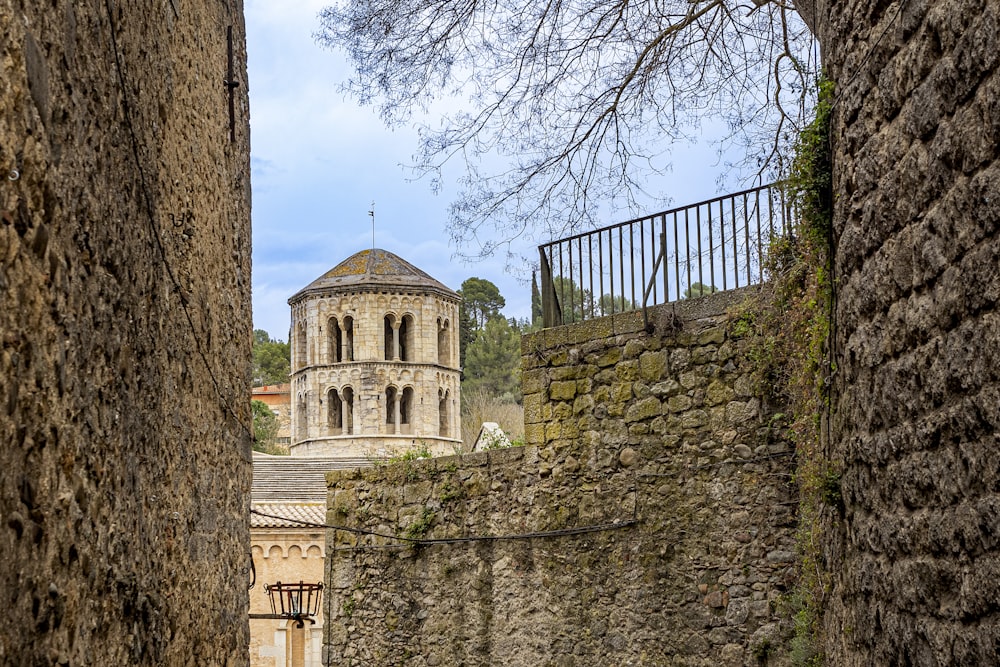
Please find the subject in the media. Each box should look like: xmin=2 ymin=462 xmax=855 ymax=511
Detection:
xmin=245 ymin=0 xmax=734 ymax=340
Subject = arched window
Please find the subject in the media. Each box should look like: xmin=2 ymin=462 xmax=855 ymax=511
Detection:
xmin=437 ymin=318 xmax=451 ymax=366
xmin=295 ymin=321 xmax=307 ymax=368
xmin=327 ymin=388 xmax=343 ymax=434
xmin=343 ymin=316 xmax=354 ymax=361
xmin=438 ymin=388 xmax=450 ymax=438
xmin=341 ymin=386 xmax=355 ymax=435
xmin=401 ymin=387 xmax=414 ymax=435
xmin=296 ymin=392 xmax=308 ymax=441
xmin=399 ymin=314 xmax=414 ymax=361
xmin=385 ymin=386 xmax=398 ymax=434
xmin=384 ymin=315 xmax=396 ymax=360
xmin=328 ymin=317 xmax=342 ymax=362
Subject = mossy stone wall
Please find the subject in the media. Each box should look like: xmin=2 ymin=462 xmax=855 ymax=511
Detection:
xmin=815 ymin=0 xmax=1000 ymax=663
xmin=325 ymin=292 xmax=798 ymax=666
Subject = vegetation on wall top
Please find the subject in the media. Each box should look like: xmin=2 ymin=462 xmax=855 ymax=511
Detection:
xmin=735 ymin=75 xmax=836 ymax=667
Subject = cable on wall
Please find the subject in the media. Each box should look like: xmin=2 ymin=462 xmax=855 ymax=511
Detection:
xmin=102 ymin=0 xmax=254 ymax=443
xmin=250 ymin=507 xmax=638 ymax=548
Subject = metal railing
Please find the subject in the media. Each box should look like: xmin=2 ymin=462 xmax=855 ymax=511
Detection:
xmin=538 ymin=183 xmax=794 ymax=328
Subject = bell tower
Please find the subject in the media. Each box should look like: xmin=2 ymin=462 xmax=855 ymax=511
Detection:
xmin=287 ymin=249 xmax=461 ymax=456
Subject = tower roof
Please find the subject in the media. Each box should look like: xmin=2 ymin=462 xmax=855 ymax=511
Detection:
xmin=289 ymin=248 xmax=459 ymax=303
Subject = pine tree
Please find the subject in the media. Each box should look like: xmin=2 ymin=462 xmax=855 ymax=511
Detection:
xmin=531 ymin=271 xmax=542 ymax=327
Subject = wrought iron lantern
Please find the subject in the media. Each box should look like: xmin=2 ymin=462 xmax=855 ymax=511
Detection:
xmin=249 ymin=580 xmax=323 ymax=628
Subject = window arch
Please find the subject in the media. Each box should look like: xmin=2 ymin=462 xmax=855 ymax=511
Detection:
xmin=437 ymin=317 xmax=451 ymax=366
xmin=383 ymin=314 xmax=396 ymax=360
xmin=385 ymin=386 xmax=398 ymax=434
xmin=327 ymin=387 xmax=354 ymax=435
xmin=342 ymin=315 xmax=354 ymax=361
xmin=438 ymin=388 xmax=450 ymax=438
xmin=295 ymin=321 xmax=307 ymax=368
xmin=399 ymin=314 xmax=414 ymax=361
xmin=401 ymin=386 xmax=414 ymax=435
xmin=327 ymin=387 xmax=343 ymax=434
xmin=383 ymin=313 xmax=415 ymax=361
xmin=295 ymin=392 xmax=308 ymax=441
xmin=328 ymin=317 xmax=343 ymax=362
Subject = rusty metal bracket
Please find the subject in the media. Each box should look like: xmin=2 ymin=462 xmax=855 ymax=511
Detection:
xmin=224 ymin=26 xmax=240 ymax=142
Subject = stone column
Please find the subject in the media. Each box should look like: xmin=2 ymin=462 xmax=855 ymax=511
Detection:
xmin=393 ymin=394 xmax=401 ymax=434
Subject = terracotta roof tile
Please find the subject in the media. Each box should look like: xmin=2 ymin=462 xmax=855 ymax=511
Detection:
xmin=250 ymin=502 xmax=326 ymax=528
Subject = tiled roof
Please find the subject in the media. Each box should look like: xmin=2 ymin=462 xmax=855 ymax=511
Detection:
xmin=250 ymin=502 xmax=326 ymax=528
xmin=252 ymin=453 xmax=370 ymax=502
xmin=288 ymin=248 xmax=459 ymax=303
xmin=252 ymin=383 xmax=290 ymax=395
xmin=251 ymin=455 xmax=371 ymax=528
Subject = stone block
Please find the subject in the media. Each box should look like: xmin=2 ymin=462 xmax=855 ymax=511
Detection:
xmin=623 ymin=338 xmax=646 ymax=359
xmin=625 ymin=397 xmax=662 ymax=423
xmin=615 ymin=360 xmax=639 ymax=382
xmin=705 ymin=380 xmax=736 ymax=406
xmin=697 ymin=326 xmax=726 ymax=345
xmin=523 ymin=393 xmax=545 ymax=424
xmin=666 ymin=395 xmax=693 ymax=413
xmin=524 ymin=423 xmax=546 ymax=446
xmin=639 ymin=349 xmax=669 ymax=381
xmin=725 ymin=399 xmax=759 ymax=424
xmin=596 ymin=347 xmax=622 ymax=367
xmin=549 ymin=380 xmax=578 ymax=401
xmin=573 ymin=393 xmax=595 ymax=414
xmin=521 ymin=368 xmax=548 ymax=395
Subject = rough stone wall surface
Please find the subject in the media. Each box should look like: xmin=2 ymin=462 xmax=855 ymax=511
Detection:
xmin=324 ymin=293 xmax=798 ymax=666
xmin=818 ymin=0 xmax=1000 ymax=663
xmin=0 ymin=1 xmax=252 ymax=665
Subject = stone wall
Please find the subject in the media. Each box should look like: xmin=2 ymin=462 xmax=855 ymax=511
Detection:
xmin=816 ymin=0 xmax=1000 ymax=663
xmin=0 ymin=1 xmax=252 ymax=664
xmin=325 ymin=293 xmax=798 ymax=666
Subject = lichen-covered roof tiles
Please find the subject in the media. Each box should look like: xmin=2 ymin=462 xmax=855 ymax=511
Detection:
xmin=250 ymin=502 xmax=326 ymax=528
xmin=289 ymin=248 xmax=459 ymax=303
xmin=251 ymin=453 xmax=370 ymax=502
xmin=250 ymin=454 xmax=371 ymax=528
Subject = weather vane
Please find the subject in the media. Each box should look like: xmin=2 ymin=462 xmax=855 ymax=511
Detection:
xmin=368 ymin=201 xmax=375 ymax=249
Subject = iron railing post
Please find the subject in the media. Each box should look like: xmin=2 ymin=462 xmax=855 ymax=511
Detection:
xmin=536 ymin=183 xmax=790 ymax=329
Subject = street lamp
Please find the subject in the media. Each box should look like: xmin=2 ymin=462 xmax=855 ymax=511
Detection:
xmin=249 ymin=580 xmax=323 ymax=628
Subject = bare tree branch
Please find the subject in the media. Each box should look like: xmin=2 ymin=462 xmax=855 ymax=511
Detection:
xmin=316 ymin=0 xmax=818 ymax=262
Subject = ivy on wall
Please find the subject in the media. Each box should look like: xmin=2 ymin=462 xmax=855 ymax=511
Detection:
xmin=734 ymin=76 xmax=836 ymax=667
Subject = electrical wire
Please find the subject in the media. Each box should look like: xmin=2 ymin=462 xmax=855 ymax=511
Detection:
xmin=250 ymin=507 xmax=638 ymax=548
xmin=829 ymin=0 xmax=909 ymax=111
xmin=102 ymin=0 xmax=254 ymax=444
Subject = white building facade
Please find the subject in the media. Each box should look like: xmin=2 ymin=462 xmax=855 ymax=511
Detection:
xmin=287 ymin=249 xmax=462 ymax=457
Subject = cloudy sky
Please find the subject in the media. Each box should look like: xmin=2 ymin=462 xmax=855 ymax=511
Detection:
xmin=245 ymin=0 xmax=732 ymax=340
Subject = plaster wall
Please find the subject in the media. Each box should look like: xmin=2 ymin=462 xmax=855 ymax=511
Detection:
xmin=251 ymin=528 xmax=326 ymax=667
xmin=253 ymin=384 xmax=292 ymax=442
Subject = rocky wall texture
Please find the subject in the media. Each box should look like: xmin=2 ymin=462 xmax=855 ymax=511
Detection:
xmin=325 ymin=294 xmax=798 ymax=666
xmin=0 ymin=1 xmax=252 ymax=664
xmin=816 ymin=0 xmax=1000 ymax=663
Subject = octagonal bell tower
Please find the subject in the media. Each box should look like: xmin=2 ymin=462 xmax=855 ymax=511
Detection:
xmin=287 ymin=249 xmax=461 ymax=456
